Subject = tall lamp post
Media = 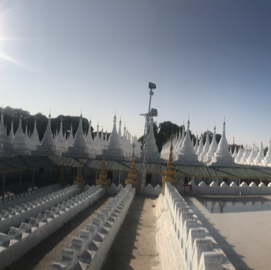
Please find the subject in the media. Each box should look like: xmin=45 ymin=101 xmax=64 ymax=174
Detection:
xmin=138 ymin=82 xmax=156 ymax=194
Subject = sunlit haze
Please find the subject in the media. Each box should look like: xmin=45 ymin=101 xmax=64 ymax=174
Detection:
xmin=1 ymin=0 xmax=271 ymax=147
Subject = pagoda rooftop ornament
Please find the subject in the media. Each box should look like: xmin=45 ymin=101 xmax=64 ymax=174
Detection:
xmin=73 ymin=159 xmax=85 ymax=191
xmin=162 ymin=138 xmax=177 ymax=195
xmin=96 ymin=149 xmax=110 ymax=190
xmin=125 ymin=144 xmax=138 ymax=188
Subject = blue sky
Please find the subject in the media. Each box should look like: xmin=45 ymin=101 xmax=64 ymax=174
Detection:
xmin=1 ymin=0 xmax=271 ymax=147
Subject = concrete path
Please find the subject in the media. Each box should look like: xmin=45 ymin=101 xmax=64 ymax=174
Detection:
xmin=101 ymin=195 xmax=160 ymax=270
xmin=185 ymin=195 xmax=271 ymax=270
xmin=5 ymin=194 xmax=114 ymax=270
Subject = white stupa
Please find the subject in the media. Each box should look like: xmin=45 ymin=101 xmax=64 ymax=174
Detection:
xmin=198 ymin=131 xmax=210 ymax=162
xmin=235 ymin=147 xmax=245 ymax=164
xmin=66 ymin=124 xmax=74 ymax=147
xmin=85 ymin=119 xmax=95 ymax=158
xmin=204 ymin=126 xmax=218 ymax=163
xmin=246 ymin=144 xmax=258 ymax=165
xmin=254 ymin=143 xmax=264 ymax=166
xmin=13 ymin=116 xmax=30 ymax=155
xmin=106 ymin=115 xmax=125 ymax=161
xmin=208 ymin=122 xmax=238 ymax=167
xmin=0 ymin=111 xmax=9 ymax=157
xmin=144 ymin=118 xmax=161 ymax=163
xmin=262 ymin=141 xmax=271 ymax=166
xmin=66 ymin=115 xmax=89 ymax=158
xmin=29 ymin=119 xmax=40 ymax=154
xmin=174 ymin=120 xmax=202 ymax=166
xmin=232 ymin=146 xmax=238 ymax=159
xmin=55 ymin=118 xmax=67 ymax=155
xmin=240 ymin=147 xmax=250 ymax=164
xmin=196 ymin=134 xmax=204 ymax=156
xmin=37 ymin=114 xmax=57 ymax=155
xmin=6 ymin=118 xmax=15 ymax=156
xmin=194 ymin=135 xmax=199 ymax=153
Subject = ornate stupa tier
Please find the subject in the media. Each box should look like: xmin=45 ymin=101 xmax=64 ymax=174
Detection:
xmin=96 ymin=150 xmax=110 ymax=189
xmin=105 ymin=115 xmax=125 ymax=161
xmin=208 ymin=122 xmax=238 ymax=167
xmin=66 ymin=115 xmax=89 ymax=158
xmin=162 ymin=139 xmax=177 ymax=195
xmin=174 ymin=120 xmax=202 ymax=166
xmin=203 ymin=127 xmax=218 ymax=164
xmin=36 ymin=114 xmax=57 ymax=156
xmin=125 ymin=144 xmax=138 ymax=188
xmin=13 ymin=117 xmax=30 ymax=155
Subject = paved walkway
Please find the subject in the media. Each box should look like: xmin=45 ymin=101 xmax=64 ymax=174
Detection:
xmin=101 ymin=195 xmax=160 ymax=270
xmin=5 ymin=194 xmax=114 ymax=270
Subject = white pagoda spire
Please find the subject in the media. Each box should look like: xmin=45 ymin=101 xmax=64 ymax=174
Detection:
xmin=55 ymin=118 xmax=67 ymax=155
xmin=13 ymin=116 xmax=30 ymax=155
xmin=144 ymin=118 xmax=161 ymax=163
xmin=0 ymin=109 xmax=9 ymax=156
xmin=174 ymin=119 xmax=202 ymax=165
xmin=67 ymin=123 xmax=74 ymax=147
xmin=196 ymin=134 xmax=204 ymax=156
xmin=246 ymin=144 xmax=258 ymax=165
xmin=106 ymin=114 xmax=125 ymax=160
xmin=66 ymin=114 xmax=89 ymax=158
xmin=194 ymin=134 xmax=199 ymax=153
xmin=208 ymin=121 xmax=238 ymax=167
xmin=235 ymin=146 xmax=245 ymax=164
xmin=37 ymin=113 xmax=57 ymax=155
xmin=262 ymin=140 xmax=271 ymax=166
xmin=204 ymin=126 xmax=218 ymax=163
xmin=254 ymin=143 xmax=264 ymax=166
xmin=198 ymin=130 xmax=210 ymax=162
xmin=29 ymin=118 xmax=40 ymax=154
xmin=86 ymin=118 xmax=95 ymax=158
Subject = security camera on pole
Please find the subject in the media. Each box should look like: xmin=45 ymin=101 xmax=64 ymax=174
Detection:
xmin=138 ymin=82 xmax=158 ymax=194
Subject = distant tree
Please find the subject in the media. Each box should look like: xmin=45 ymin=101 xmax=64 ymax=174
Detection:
xmin=264 ymin=147 xmax=268 ymax=156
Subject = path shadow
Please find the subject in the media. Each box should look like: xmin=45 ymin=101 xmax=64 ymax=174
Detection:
xmin=100 ymin=195 xmax=157 ymax=270
xmin=5 ymin=194 xmax=114 ymax=270
xmin=184 ymin=196 xmax=254 ymax=270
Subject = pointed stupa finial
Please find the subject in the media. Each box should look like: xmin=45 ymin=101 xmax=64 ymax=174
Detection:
xmin=223 ymin=116 xmax=225 ymax=126
xmin=49 ymin=110 xmax=51 ymax=118
xmin=96 ymin=149 xmax=110 ymax=190
xmin=162 ymin=138 xmax=177 ymax=195
xmin=233 ymin=136 xmax=235 ymax=145
xmin=73 ymin=159 xmax=85 ymax=191
xmin=125 ymin=144 xmax=138 ymax=188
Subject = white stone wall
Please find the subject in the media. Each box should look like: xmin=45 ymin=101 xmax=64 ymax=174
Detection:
xmin=0 ymin=183 xmax=60 ymax=210
xmin=0 ymin=185 xmax=81 ymax=233
xmin=184 ymin=181 xmax=271 ymax=195
xmin=0 ymin=185 xmax=105 ymax=270
xmin=164 ymin=182 xmax=235 ymax=270
xmin=143 ymin=184 xmax=162 ymax=196
xmin=49 ymin=184 xmax=136 ymax=270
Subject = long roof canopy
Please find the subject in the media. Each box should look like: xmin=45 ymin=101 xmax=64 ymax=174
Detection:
xmin=1 ymin=156 xmax=271 ymax=180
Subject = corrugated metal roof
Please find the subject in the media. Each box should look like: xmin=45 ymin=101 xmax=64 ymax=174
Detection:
xmin=1 ymin=156 xmax=271 ymax=180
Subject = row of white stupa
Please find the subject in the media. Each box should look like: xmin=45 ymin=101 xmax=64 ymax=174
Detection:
xmin=0 ymin=112 xmax=141 ymax=160
xmin=161 ymin=120 xmax=271 ymax=167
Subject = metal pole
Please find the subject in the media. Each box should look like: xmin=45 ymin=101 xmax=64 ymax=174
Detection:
xmin=139 ymin=89 xmax=154 ymax=194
